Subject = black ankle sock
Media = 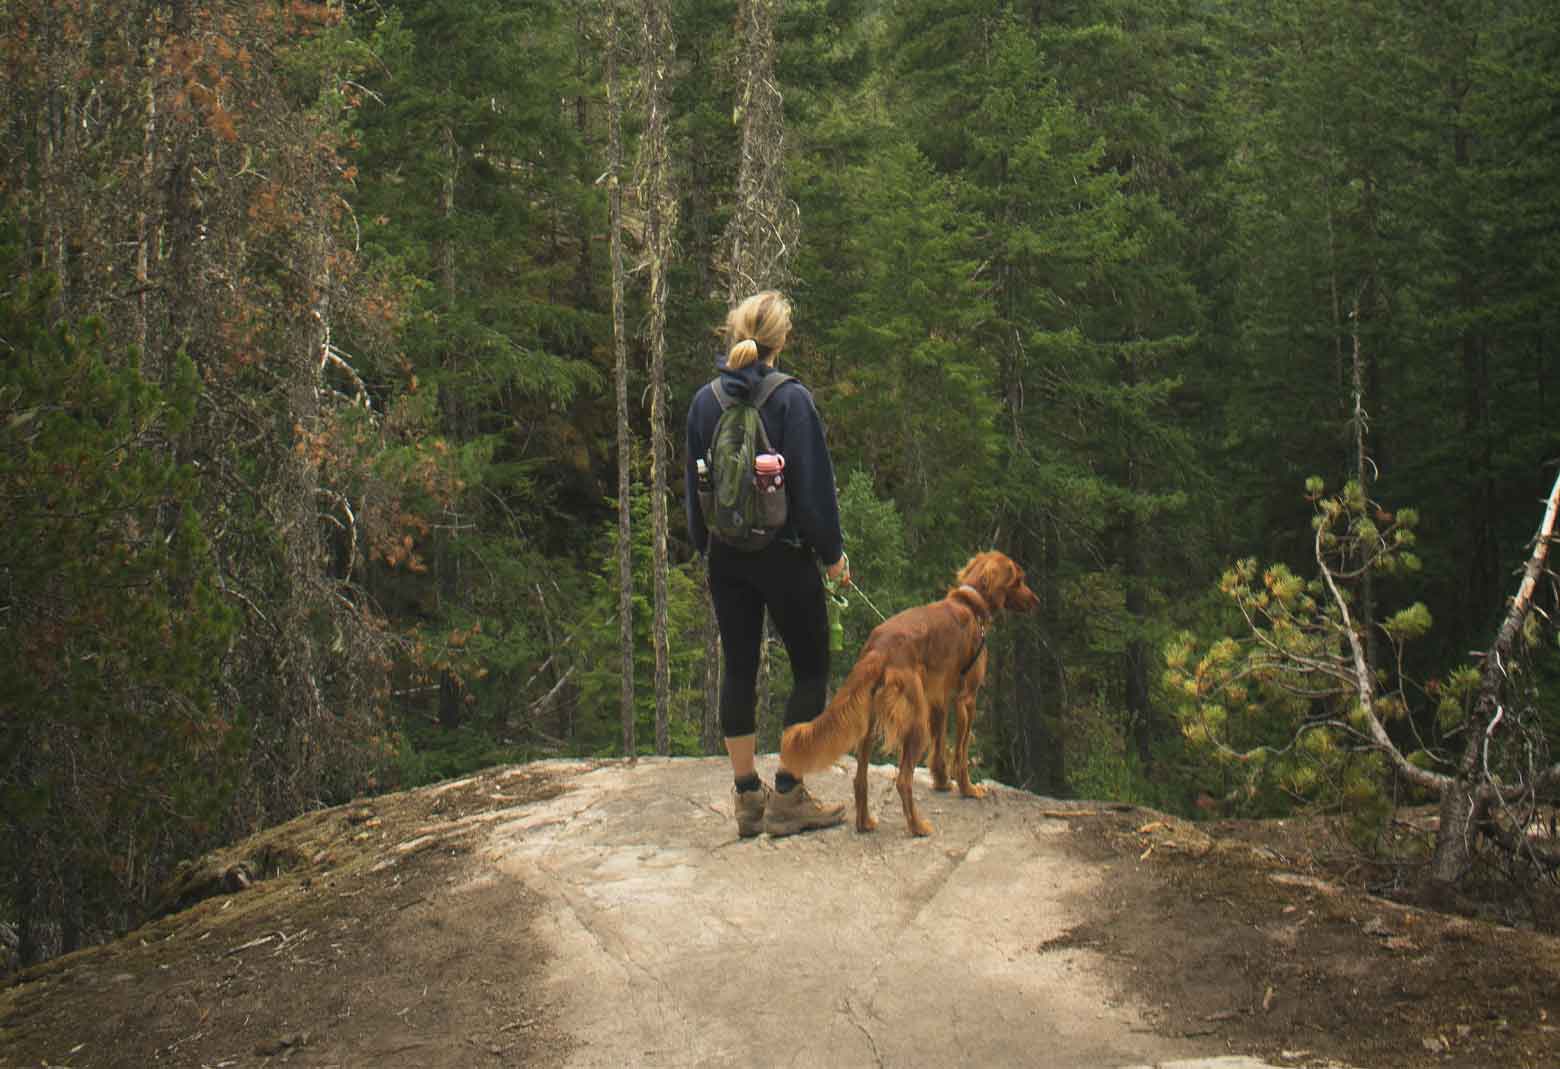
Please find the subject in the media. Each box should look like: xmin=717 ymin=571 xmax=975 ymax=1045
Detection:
xmin=775 ymin=770 xmax=799 ymax=793
xmin=735 ymin=773 xmax=763 ymax=794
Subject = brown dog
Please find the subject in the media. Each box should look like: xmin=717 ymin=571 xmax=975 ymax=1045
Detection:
xmin=780 ymin=551 xmax=1040 ymax=836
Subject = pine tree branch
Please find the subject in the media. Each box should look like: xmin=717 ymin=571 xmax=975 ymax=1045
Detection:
xmin=1314 ymin=504 xmax=1451 ymax=794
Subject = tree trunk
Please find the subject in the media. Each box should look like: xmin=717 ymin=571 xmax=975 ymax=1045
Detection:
xmin=571 ymin=5 xmax=595 ymax=306
xmin=1350 ymin=291 xmax=1380 ymax=679
xmin=1040 ymin=520 xmax=1066 ymax=794
xmin=640 ymin=0 xmax=676 ymax=756
xmin=726 ymin=0 xmax=795 ymax=295
xmin=162 ymin=95 xmax=195 ymax=354
xmin=1427 ymin=779 xmax=1481 ymax=891
xmin=1427 ymin=469 xmax=1560 ymax=891
xmin=276 ymin=218 xmax=330 ymax=806
xmin=439 ymin=122 xmax=458 ymax=302
xmin=606 ymin=0 xmax=635 ymax=758
xmin=438 ymin=670 xmax=463 ymax=731
xmin=135 ymin=44 xmax=157 ymax=363
xmin=59 ymin=863 xmax=81 ymax=957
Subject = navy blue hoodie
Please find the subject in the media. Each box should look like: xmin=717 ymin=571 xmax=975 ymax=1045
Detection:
xmin=684 ymin=359 xmax=845 ymax=566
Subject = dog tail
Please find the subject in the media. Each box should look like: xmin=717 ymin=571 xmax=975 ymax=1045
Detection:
xmin=780 ymin=650 xmax=883 ymax=774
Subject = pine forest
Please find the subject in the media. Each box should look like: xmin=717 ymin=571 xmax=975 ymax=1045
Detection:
xmin=2 ymin=0 xmax=1558 ymax=966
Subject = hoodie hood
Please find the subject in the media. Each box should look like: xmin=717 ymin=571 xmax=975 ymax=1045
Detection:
xmin=714 ymin=356 xmax=773 ymax=403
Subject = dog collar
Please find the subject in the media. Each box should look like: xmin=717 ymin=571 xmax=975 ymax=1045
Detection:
xmin=955 ymin=584 xmax=991 ymax=677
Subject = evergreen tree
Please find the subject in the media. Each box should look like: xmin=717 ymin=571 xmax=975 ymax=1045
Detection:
xmin=819 ymin=138 xmax=997 ymax=567
xmin=1 ymin=0 xmax=408 ymax=882
xmin=348 ymin=0 xmax=603 ymax=745
xmin=0 ymin=279 xmax=239 ymax=965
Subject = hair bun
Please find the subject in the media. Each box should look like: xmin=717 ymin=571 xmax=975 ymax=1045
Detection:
xmin=728 ymin=338 xmax=761 ymax=367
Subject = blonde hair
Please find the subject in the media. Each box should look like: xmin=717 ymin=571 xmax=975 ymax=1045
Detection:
xmin=723 ymin=290 xmax=792 ymax=370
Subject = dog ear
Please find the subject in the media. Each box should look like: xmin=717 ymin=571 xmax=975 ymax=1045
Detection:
xmin=974 ymin=551 xmax=1023 ymax=610
xmin=991 ymin=553 xmax=1020 ymax=609
xmin=956 ymin=551 xmax=1004 ymax=604
xmin=1001 ymin=558 xmax=1026 ymax=608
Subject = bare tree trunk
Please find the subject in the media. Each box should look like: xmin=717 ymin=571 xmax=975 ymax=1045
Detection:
xmin=1428 ymin=469 xmax=1560 ymax=889
xmin=135 ymin=42 xmax=157 ymax=362
xmin=639 ymin=0 xmax=676 ymax=755
xmin=1040 ymin=519 xmax=1066 ymax=793
xmin=162 ymin=0 xmax=195 ymax=358
xmin=606 ymin=0 xmax=636 ymax=758
xmin=726 ymin=0 xmax=796 ymax=296
xmin=571 ymin=4 xmax=596 ymax=306
xmin=439 ymin=122 xmax=458 ymax=302
xmin=1349 ymin=289 xmax=1381 ymax=678
xmin=274 ymin=199 xmax=333 ymax=807
xmin=434 ymin=112 xmax=464 ymax=733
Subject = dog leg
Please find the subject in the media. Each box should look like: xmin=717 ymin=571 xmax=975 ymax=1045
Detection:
xmin=895 ymin=725 xmax=933 ymax=837
xmin=953 ymin=692 xmax=986 ymax=799
xmin=929 ymin=703 xmax=951 ymax=792
xmin=853 ymin=736 xmax=877 ymax=832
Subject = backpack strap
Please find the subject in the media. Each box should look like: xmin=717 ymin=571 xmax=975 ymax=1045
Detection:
xmin=709 ymin=372 xmax=793 ymax=458
xmin=750 ymin=371 xmax=794 ymax=408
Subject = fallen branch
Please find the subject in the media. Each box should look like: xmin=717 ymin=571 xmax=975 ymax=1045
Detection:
xmin=530 ymin=664 xmax=577 ymax=717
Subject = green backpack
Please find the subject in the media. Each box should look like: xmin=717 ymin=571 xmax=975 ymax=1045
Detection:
xmin=699 ymin=372 xmax=793 ymax=551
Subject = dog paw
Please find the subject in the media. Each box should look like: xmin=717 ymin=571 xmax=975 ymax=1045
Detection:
xmin=909 ymin=818 xmax=934 ymax=837
xmin=959 ymin=783 xmax=987 ymax=799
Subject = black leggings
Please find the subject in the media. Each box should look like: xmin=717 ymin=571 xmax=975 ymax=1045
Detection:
xmin=708 ymin=540 xmax=831 ymax=738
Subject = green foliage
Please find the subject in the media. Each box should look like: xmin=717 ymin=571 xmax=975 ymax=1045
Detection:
xmin=833 ymin=468 xmax=912 ymax=669
xmin=568 ymin=483 xmax=710 ymax=755
xmin=1066 ymin=700 xmax=1160 ymax=809
xmin=388 ymin=721 xmax=539 ymax=790
xmin=0 ymin=277 xmax=241 ymax=941
xmin=348 ymin=0 xmax=603 ymax=459
xmin=1166 ymin=481 xmax=1433 ymax=815
xmin=820 ymin=137 xmax=999 ymax=561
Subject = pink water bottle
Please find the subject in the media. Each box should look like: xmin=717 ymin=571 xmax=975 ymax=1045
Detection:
xmin=754 ymin=454 xmax=786 ymax=527
xmin=755 ymin=453 xmax=785 ymax=491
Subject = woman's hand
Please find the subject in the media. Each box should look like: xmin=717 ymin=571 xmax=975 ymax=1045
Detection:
xmin=826 ymin=552 xmax=851 ymax=587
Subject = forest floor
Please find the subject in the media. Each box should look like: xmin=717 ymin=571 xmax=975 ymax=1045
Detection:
xmin=1 ymin=757 xmax=1557 ymax=1069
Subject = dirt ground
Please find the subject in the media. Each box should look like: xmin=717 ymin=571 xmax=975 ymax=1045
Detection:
xmin=0 ymin=765 xmax=578 ymax=1069
xmin=2 ymin=761 xmax=1558 ymax=1069
xmin=1053 ymin=808 xmax=1560 ymax=1069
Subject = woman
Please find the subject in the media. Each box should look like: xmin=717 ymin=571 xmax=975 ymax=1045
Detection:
xmin=685 ymin=290 xmax=851 ymax=837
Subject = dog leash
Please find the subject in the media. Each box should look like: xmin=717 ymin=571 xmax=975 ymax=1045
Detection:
xmin=848 ymin=581 xmax=890 ymax=623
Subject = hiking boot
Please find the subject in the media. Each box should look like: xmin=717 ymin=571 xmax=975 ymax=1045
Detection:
xmin=763 ymin=782 xmax=846 ymax=837
xmin=734 ymin=782 xmax=770 ymax=838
